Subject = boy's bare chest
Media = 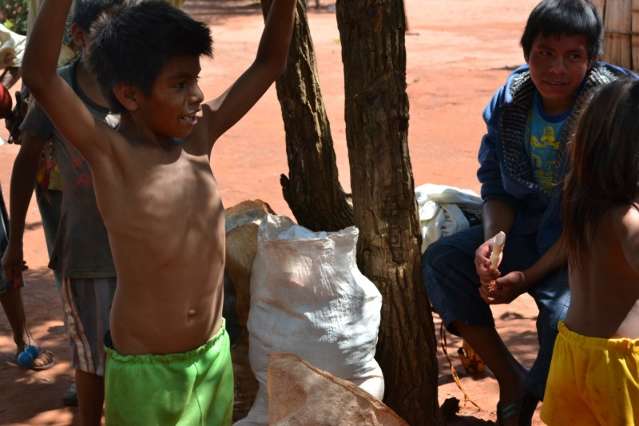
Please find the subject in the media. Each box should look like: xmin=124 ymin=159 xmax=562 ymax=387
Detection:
xmin=101 ymin=151 xmax=223 ymax=237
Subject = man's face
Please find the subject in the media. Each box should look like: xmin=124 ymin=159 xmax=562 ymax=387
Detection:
xmin=527 ymin=33 xmax=591 ymax=114
xmin=141 ymin=55 xmax=204 ymax=140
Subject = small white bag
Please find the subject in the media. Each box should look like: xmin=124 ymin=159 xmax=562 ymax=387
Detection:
xmin=415 ymin=183 xmax=483 ymax=253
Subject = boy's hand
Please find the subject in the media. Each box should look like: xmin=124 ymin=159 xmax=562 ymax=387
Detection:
xmin=2 ymin=243 xmax=27 ymax=284
xmin=480 ymin=270 xmax=527 ymax=305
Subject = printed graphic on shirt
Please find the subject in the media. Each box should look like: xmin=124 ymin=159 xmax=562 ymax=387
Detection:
xmin=525 ymin=94 xmax=569 ymax=193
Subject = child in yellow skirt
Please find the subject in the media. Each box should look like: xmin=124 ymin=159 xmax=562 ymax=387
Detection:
xmin=542 ymin=78 xmax=639 ymax=425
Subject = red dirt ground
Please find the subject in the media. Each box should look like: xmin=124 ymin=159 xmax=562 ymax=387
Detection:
xmin=0 ymin=0 xmax=546 ymax=424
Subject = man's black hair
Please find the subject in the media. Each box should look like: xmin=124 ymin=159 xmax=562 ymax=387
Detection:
xmin=72 ymin=0 xmax=124 ymax=32
xmin=88 ymin=1 xmax=213 ymax=113
xmin=520 ymin=0 xmax=602 ymax=60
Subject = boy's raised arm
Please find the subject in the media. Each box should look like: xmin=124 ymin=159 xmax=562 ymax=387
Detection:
xmin=22 ymin=0 xmax=108 ymax=164
xmin=205 ymin=0 xmax=296 ymax=144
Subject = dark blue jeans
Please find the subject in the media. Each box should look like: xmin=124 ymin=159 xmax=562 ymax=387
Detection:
xmin=422 ymin=225 xmax=569 ymax=400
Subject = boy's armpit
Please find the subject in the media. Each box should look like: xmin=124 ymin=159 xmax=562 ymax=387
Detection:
xmin=183 ymin=104 xmax=217 ymax=154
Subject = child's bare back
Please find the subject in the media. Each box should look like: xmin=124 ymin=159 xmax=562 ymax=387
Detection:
xmin=565 ymin=202 xmax=639 ymax=339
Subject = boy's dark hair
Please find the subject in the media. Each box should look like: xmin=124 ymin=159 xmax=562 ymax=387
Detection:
xmin=88 ymin=1 xmax=212 ymax=113
xmin=562 ymin=79 xmax=639 ymax=267
xmin=72 ymin=0 xmax=124 ymax=32
xmin=520 ymin=0 xmax=602 ymax=60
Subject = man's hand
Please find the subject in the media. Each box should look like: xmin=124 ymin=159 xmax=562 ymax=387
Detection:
xmin=2 ymin=242 xmax=26 ymax=285
xmin=474 ymin=239 xmax=500 ymax=285
xmin=479 ymin=270 xmax=527 ymax=304
xmin=5 ymin=90 xmax=28 ymax=144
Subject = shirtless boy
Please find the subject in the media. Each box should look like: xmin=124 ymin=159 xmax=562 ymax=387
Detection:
xmin=23 ymin=1 xmax=295 ymax=424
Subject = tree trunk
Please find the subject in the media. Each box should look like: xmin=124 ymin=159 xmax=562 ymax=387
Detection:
xmin=261 ymin=0 xmax=353 ymax=232
xmin=335 ymin=1 xmax=441 ymax=425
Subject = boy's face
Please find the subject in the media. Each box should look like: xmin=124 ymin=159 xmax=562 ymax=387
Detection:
xmin=527 ymin=33 xmax=591 ymax=114
xmin=140 ymin=55 xmax=204 ymax=140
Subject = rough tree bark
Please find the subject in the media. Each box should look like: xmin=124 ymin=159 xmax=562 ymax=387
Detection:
xmin=261 ymin=0 xmax=353 ymax=231
xmin=335 ymin=1 xmax=441 ymax=424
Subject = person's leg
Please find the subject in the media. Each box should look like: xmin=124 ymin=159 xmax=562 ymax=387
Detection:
xmin=0 ymin=286 xmax=26 ymax=353
xmin=34 ymin=186 xmax=74 ymax=401
xmin=62 ymin=277 xmax=116 ymax=425
xmin=452 ymin=323 xmax=527 ymax=398
xmin=423 ymin=226 xmax=538 ymax=425
xmin=76 ymin=370 xmax=104 ymax=426
xmin=0 ymin=281 xmax=56 ymax=368
xmin=0 ymin=186 xmax=25 ymax=353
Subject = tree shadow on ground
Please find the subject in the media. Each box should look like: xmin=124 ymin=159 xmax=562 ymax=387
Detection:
xmin=434 ymin=310 xmax=539 ymax=387
xmin=185 ymin=0 xmax=261 ymax=22
xmin=0 ymin=266 xmax=76 ymax=425
xmin=183 ymin=0 xmax=336 ymax=24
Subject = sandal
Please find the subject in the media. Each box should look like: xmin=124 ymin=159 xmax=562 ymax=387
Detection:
xmin=16 ymin=346 xmax=55 ymax=370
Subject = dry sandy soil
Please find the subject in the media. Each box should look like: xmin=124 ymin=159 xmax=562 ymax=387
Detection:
xmin=0 ymin=0 xmax=546 ymax=424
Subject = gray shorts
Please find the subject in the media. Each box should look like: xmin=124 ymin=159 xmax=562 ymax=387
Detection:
xmin=62 ymin=277 xmax=116 ymax=376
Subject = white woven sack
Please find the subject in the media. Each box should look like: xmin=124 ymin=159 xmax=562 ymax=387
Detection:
xmin=235 ymin=215 xmax=384 ymax=426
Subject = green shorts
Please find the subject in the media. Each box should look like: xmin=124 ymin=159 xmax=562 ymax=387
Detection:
xmin=104 ymin=323 xmax=234 ymax=426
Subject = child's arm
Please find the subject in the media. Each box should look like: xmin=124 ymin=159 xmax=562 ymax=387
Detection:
xmin=2 ymin=130 xmax=47 ymax=283
xmin=618 ymin=205 xmax=639 ymax=274
xmin=204 ymin=0 xmax=296 ymax=146
xmin=21 ymin=0 xmax=110 ymax=164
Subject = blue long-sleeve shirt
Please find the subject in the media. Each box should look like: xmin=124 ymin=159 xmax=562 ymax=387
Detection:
xmin=476 ymin=62 xmax=636 ymax=254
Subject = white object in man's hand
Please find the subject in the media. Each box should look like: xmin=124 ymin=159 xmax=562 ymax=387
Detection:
xmin=489 ymin=231 xmax=506 ymax=269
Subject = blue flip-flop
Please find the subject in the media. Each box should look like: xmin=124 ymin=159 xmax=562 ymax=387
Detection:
xmin=16 ymin=346 xmax=55 ymax=370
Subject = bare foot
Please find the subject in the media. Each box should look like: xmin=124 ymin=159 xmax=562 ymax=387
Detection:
xmin=31 ymin=350 xmax=55 ymax=370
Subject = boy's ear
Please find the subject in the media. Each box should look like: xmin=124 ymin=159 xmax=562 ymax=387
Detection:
xmin=113 ymin=83 xmax=140 ymax=112
xmin=70 ymin=23 xmax=86 ymax=50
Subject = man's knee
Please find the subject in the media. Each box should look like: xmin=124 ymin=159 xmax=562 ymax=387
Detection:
xmin=423 ymin=239 xmax=459 ymax=278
